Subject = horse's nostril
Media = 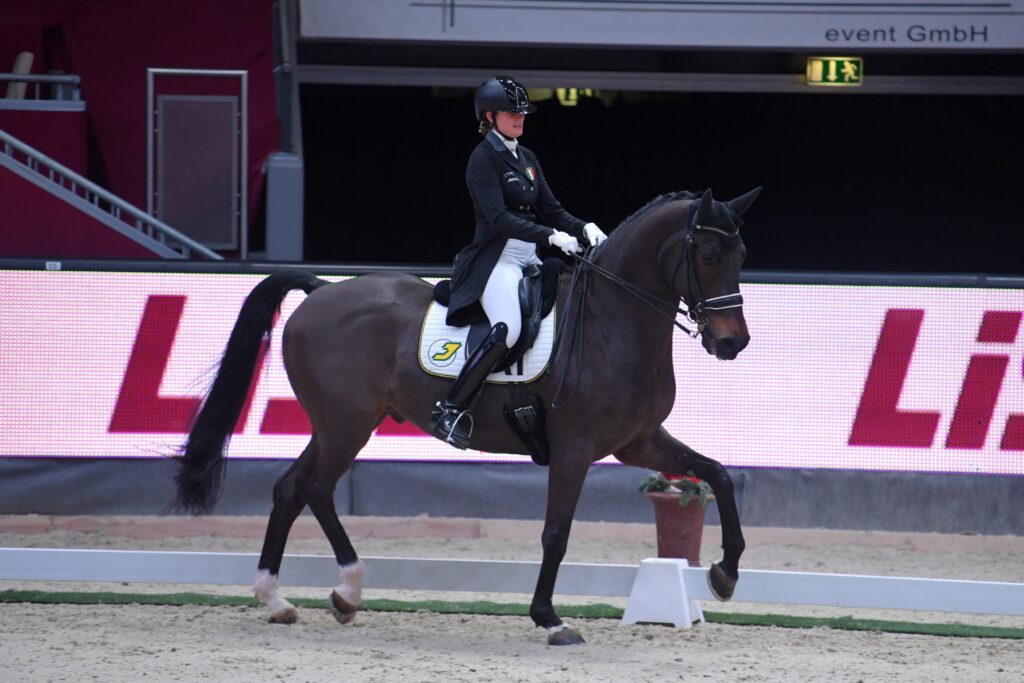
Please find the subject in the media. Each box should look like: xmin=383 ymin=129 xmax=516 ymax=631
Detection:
xmin=715 ymin=335 xmax=748 ymax=359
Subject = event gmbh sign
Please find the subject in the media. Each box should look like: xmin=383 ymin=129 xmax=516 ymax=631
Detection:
xmin=299 ymin=0 xmax=1023 ymax=51
xmin=1 ymin=271 xmax=1022 ymax=474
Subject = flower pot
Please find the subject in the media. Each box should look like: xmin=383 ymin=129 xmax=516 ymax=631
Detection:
xmin=646 ymin=491 xmax=713 ymax=567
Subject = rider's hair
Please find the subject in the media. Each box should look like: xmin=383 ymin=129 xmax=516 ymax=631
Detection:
xmin=478 ymin=112 xmax=493 ymax=135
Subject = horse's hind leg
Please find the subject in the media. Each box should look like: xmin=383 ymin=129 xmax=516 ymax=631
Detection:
xmin=255 ymin=430 xmax=367 ymax=625
xmin=616 ymin=426 xmax=745 ymax=601
xmin=254 ymin=437 xmax=317 ymax=624
xmin=295 ymin=427 xmax=375 ymax=625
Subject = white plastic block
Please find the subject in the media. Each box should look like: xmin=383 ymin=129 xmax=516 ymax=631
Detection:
xmin=621 ymin=558 xmax=704 ymax=629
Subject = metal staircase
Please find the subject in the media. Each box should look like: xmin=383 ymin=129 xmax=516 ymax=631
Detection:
xmin=0 ymin=128 xmax=222 ymax=260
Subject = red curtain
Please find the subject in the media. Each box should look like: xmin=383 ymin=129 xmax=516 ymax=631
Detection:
xmin=0 ymin=109 xmax=87 ymax=174
xmin=0 ymin=166 xmax=160 ymax=259
xmin=2 ymin=0 xmax=279 ymax=230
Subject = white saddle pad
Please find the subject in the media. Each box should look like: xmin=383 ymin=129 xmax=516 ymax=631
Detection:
xmin=418 ymin=301 xmax=555 ymax=384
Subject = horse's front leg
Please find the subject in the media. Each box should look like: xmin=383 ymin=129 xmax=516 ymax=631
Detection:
xmin=616 ymin=426 xmax=745 ymax=601
xmin=530 ymin=448 xmax=592 ymax=645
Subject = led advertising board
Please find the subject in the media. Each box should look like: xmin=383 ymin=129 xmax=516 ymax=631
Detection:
xmin=1 ymin=270 xmax=1021 ymax=474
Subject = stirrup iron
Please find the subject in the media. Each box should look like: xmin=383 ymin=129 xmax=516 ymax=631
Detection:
xmin=432 ymin=401 xmax=474 ymax=449
xmin=444 ymin=406 xmax=474 ymax=445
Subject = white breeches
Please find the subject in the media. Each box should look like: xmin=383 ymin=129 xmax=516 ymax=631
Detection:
xmin=480 ymin=238 xmax=541 ymax=348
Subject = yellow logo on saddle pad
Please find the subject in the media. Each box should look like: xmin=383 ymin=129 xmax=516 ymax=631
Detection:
xmin=430 ymin=341 xmax=462 ymax=364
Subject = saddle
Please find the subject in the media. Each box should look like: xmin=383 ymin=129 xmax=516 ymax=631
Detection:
xmin=431 ymin=257 xmax=563 ymax=466
xmin=432 ymin=257 xmax=563 ymax=372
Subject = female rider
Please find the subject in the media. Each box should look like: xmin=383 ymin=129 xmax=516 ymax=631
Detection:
xmin=430 ymin=76 xmax=607 ymax=448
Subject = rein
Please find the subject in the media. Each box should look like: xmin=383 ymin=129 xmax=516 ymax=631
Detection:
xmin=572 ymin=249 xmax=703 ymax=338
xmin=550 ymin=217 xmax=743 ymax=409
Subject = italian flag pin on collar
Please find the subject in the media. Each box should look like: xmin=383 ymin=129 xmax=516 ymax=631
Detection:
xmin=525 ymin=166 xmax=536 ymax=181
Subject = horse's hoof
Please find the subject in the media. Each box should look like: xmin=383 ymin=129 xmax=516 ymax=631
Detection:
xmin=330 ymin=590 xmax=359 ymax=625
xmin=546 ymin=624 xmax=586 ymax=646
xmin=707 ymin=562 xmax=738 ymax=602
xmin=268 ymin=607 xmax=298 ymax=624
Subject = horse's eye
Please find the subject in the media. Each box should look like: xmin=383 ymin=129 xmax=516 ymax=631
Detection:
xmin=701 ymin=255 xmax=714 ymax=267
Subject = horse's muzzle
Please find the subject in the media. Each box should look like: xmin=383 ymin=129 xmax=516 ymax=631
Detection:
xmin=702 ymin=329 xmax=749 ymax=360
xmin=712 ymin=334 xmax=749 ymax=360
xmin=701 ymin=308 xmax=750 ymax=360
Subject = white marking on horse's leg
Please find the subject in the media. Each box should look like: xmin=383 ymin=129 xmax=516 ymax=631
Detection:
xmin=545 ymin=622 xmax=572 ymax=637
xmin=328 ymin=560 xmax=364 ymax=625
xmin=545 ymin=620 xmax=585 ymax=645
xmin=254 ymin=569 xmax=297 ymax=622
xmin=334 ymin=560 xmax=365 ymax=607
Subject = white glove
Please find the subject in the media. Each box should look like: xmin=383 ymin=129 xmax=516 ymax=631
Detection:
xmin=583 ymin=222 xmax=607 ymax=247
xmin=548 ymin=230 xmax=582 ymax=256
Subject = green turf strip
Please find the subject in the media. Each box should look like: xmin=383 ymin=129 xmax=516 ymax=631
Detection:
xmin=2 ymin=589 xmax=1021 ymax=640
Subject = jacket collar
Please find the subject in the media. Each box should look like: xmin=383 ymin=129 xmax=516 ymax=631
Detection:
xmin=485 ymin=132 xmax=530 ymax=176
xmin=486 ymin=130 xmax=510 ymax=152
xmin=488 ymin=129 xmax=518 ymax=156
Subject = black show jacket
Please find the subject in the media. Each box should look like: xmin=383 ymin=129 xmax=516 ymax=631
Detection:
xmin=446 ymin=132 xmax=587 ymax=326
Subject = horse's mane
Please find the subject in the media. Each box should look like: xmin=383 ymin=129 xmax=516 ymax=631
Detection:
xmin=614 ymin=190 xmax=701 ymax=232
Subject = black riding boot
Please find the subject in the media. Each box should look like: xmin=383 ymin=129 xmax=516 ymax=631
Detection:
xmin=429 ymin=323 xmax=508 ymax=449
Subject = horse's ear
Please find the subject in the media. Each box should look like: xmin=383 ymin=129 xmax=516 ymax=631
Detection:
xmin=695 ymin=188 xmax=715 ymax=224
xmin=727 ymin=186 xmax=762 ymax=217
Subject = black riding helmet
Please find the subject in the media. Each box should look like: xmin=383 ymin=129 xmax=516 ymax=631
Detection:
xmin=474 ymin=76 xmax=536 ymax=129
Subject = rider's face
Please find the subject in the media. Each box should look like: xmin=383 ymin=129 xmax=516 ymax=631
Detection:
xmin=492 ymin=111 xmax=525 ymax=139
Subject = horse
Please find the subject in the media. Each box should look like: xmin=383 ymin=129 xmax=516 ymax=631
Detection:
xmin=173 ymin=186 xmax=759 ymax=645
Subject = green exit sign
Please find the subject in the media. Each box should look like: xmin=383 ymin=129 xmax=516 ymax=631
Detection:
xmin=806 ymin=57 xmax=863 ymax=87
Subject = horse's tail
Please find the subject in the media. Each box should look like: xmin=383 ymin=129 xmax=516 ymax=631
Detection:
xmin=172 ymin=270 xmax=328 ymax=515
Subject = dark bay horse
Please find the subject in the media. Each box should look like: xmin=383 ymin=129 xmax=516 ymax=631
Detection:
xmin=173 ymin=187 xmax=759 ymax=645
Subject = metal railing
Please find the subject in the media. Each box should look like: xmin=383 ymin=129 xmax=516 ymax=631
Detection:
xmin=0 ymin=73 xmax=82 ymax=101
xmin=0 ymin=129 xmax=223 ymax=260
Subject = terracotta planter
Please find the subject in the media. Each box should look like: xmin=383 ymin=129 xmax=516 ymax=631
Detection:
xmin=646 ymin=491 xmax=713 ymax=567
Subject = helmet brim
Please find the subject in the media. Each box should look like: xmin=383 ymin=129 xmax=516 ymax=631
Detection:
xmin=509 ymin=104 xmax=537 ymax=114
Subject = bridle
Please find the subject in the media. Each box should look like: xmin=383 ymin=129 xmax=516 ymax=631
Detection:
xmin=669 ymin=215 xmax=745 ymax=336
xmin=550 ymin=210 xmax=744 ymax=408
xmin=578 ymin=219 xmax=743 ymax=338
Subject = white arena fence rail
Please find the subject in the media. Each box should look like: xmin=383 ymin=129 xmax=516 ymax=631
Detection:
xmin=2 ymin=548 xmax=1023 ymax=628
